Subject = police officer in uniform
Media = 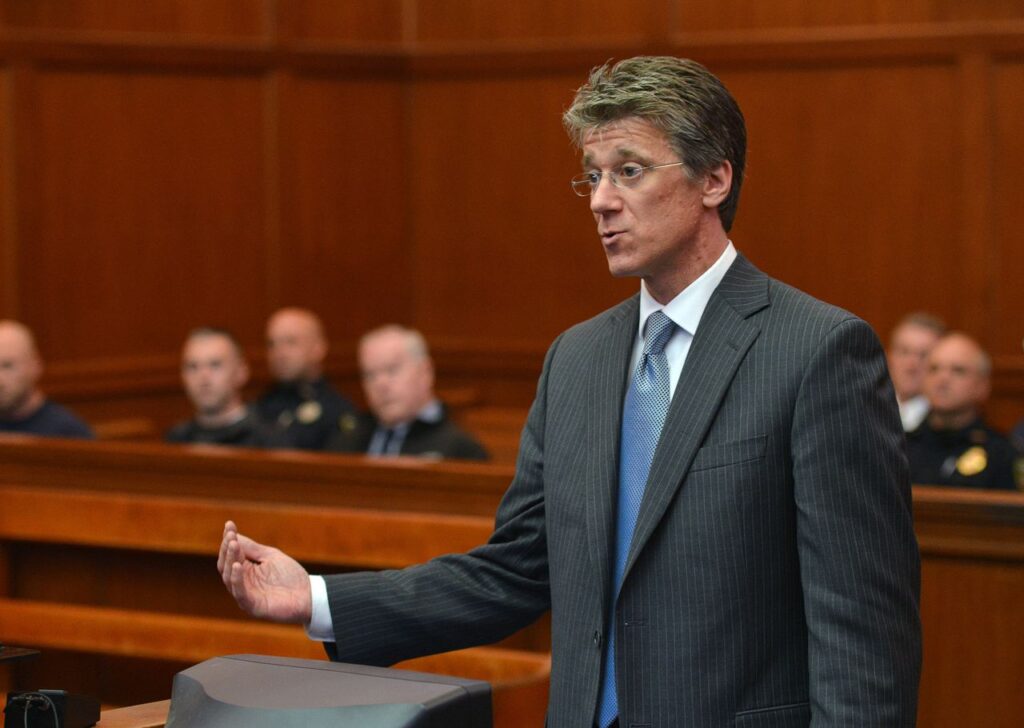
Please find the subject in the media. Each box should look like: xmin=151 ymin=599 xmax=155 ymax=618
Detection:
xmin=906 ymin=331 xmax=1021 ymax=491
xmin=255 ymin=308 xmax=354 ymax=450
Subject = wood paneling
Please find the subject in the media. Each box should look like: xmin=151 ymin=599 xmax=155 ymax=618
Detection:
xmin=277 ymin=74 xmax=410 ymax=337
xmin=992 ymin=61 xmax=1024 ymax=359
xmin=919 ymin=559 xmax=1024 ymax=727
xmin=414 ymin=0 xmax=654 ymax=43
xmin=0 ymin=2 xmax=1022 ymax=435
xmin=0 ymin=61 xmax=11 ymax=317
xmin=14 ymin=67 xmax=268 ymax=362
xmin=678 ymin=0 xmax=1024 ymax=33
xmin=276 ymin=0 xmax=405 ymax=44
xmin=0 ymin=0 xmax=268 ymax=37
xmin=723 ymin=62 xmax=961 ymax=339
xmin=410 ymin=72 xmax=636 ymax=344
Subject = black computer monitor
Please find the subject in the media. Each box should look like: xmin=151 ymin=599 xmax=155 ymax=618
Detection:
xmin=165 ymin=654 xmax=492 ymax=728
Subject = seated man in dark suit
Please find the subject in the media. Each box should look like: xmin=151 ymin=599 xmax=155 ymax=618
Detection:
xmin=255 ymin=307 xmax=355 ymax=450
xmin=907 ymin=331 xmax=1021 ymax=490
xmin=167 ymin=327 xmax=284 ymax=448
xmin=0 ymin=319 xmax=93 ymax=438
xmin=328 ymin=324 xmax=487 ymax=461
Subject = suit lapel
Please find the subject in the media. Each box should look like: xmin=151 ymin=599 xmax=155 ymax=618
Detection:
xmin=622 ymin=256 xmax=769 ymax=584
xmin=584 ymin=295 xmax=639 ymax=612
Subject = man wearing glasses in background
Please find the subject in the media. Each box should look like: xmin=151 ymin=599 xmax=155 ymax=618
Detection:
xmin=220 ymin=56 xmax=921 ymax=727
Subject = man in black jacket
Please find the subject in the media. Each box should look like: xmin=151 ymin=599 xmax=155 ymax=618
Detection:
xmin=256 ymin=307 xmax=354 ymax=450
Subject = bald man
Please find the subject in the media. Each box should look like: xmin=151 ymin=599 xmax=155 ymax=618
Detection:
xmin=0 ymin=320 xmax=92 ymax=438
xmin=255 ymin=308 xmax=354 ymax=450
xmin=906 ymin=332 xmax=1021 ymax=490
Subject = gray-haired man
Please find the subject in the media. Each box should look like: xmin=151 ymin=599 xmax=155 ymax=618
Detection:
xmin=220 ymin=56 xmax=921 ymax=727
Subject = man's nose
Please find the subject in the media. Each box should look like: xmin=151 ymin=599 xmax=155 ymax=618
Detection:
xmin=589 ymin=176 xmax=623 ymax=214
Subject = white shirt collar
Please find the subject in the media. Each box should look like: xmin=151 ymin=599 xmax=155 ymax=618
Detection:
xmin=638 ymin=242 xmax=737 ymax=338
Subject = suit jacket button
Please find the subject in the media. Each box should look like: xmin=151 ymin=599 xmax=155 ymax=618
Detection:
xmin=593 ymin=630 xmax=602 ymax=648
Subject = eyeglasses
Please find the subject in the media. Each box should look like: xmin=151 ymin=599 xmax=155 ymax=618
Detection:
xmin=570 ymin=161 xmax=686 ymax=197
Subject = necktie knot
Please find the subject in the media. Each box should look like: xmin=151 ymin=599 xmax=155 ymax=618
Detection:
xmin=643 ymin=311 xmax=675 ymax=356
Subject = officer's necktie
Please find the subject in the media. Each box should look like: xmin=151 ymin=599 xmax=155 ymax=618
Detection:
xmin=596 ymin=310 xmax=676 ymax=728
xmin=378 ymin=427 xmax=396 ymax=455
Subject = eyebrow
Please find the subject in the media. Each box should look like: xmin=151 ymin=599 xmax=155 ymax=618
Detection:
xmin=581 ymin=146 xmax=648 ymax=169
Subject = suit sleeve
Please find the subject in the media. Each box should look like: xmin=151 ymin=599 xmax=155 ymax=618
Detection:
xmin=791 ymin=317 xmax=921 ymax=726
xmin=321 ymin=338 xmax=562 ymax=666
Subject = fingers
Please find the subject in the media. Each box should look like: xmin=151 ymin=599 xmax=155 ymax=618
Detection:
xmin=217 ymin=521 xmax=237 ymax=574
xmin=226 ymin=556 xmax=254 ymax=613
xmin=235 ymin=532 xmax=275 ymax=563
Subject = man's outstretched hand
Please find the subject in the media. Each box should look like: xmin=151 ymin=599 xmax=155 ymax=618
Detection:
xmin=217 ymin=520 xmax=313 ymax=624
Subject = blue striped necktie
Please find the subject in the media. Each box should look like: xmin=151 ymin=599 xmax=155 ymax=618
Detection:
xmin=596 ymin=310 xmax=676 ymax=728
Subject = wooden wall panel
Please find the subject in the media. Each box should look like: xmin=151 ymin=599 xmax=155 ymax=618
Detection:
xmin=277 ymin=0 xmax=405 ymax=44
xmin=992 ymin=61 xmax=1024 ymax=360
xmin=919 ymin=557 xmax=1024 ymax=727
xmin=0 ymin=0 xmax=268 ymax=37
xmin=0 ymin=62 xmax=11 ymax=317
xmin=409 ymin=71 xmax=636 ymax=346
xmin=0 ymin=2 xmax=1021 ymax=429
xmin=414 ymin=0 xmax=653 ymax=43
xmin=277 ymin=74 xmax=409 ymax=339
xmin=14 ymin=68 xmax=269 ymax=363
xmin=678 ymin=0 xmax=1024 ymax=33
xmin=722 ymin=63 xmax=961 ymax=339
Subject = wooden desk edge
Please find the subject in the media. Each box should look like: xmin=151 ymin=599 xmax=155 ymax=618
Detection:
xmin=98 ymin=699 xmax=169 ymax=728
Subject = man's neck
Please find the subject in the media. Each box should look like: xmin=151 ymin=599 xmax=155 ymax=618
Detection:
xmin=644 ymin=234 xmax=729 ymax=305
xmin=196 ymin=402 xmax=248 ymax=429
xmin=0 ymin=390 xmax=45 ymax=422
xmin=928 ymin=409 xmax=977 ymax=432
xmin=377 ymin=398 xmax=440 ymax=429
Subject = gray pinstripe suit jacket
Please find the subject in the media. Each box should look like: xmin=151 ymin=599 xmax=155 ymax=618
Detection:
xmin=325 ymin=255 xmax=922 ymax=727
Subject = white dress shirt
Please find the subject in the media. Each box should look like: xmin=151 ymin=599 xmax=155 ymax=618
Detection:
xmin=899 ymin=395 xmax=929 ymax=433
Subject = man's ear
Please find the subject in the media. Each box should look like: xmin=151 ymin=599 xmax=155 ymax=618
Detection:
xmin=701 ymin=161 xmax=732 ymax=210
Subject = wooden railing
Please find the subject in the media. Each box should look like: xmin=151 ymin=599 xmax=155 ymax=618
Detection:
xmin=1 ymin=438 xmax=1023 ymax=726
xmin=0 ymin=437 xmax=548 ymax=726
xmin=0 ymin=435 xmax=516 ymax=515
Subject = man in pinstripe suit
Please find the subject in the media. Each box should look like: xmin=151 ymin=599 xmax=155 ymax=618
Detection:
xmin=220 ymin=56 xmax=921 ymax=726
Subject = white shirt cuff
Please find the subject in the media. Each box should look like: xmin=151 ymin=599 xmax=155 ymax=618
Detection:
xmin=304 ymin=575 xmax=335 ymax=642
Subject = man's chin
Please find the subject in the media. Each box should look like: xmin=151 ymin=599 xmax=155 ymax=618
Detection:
xmin=605 ymin=260 xmax=640 ymax=279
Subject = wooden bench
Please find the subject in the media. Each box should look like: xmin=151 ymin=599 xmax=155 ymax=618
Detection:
xmin=0 ymin=441 xmax=550 ymax=725
xmin=455 ymin=406 xmax=529 ymax=465
xmin=913 ymin=486 xmax=1024 ymax=728
xmin=0 ymin=487 xmax=549 ymax=725
xmin=3 ymin=438 xmax=1024 ymax=726
xmin=0 ymin=435 xmax=516 ymax=515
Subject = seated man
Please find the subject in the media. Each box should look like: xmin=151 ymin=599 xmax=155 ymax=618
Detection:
xmin=328 ymin=325 xmax=488 ymax=461
xmin=887 ymin=312 xmax=946 ymax=432
xmin=167 ymin=327 xmax=284 ymax=448
xmin=255 ymin=307 xmax=354 ymax=450
xmin=0 ymin=319 xmax=93 ymax=438
xmin=907 ymin=331 xmax=1021 ymax=490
